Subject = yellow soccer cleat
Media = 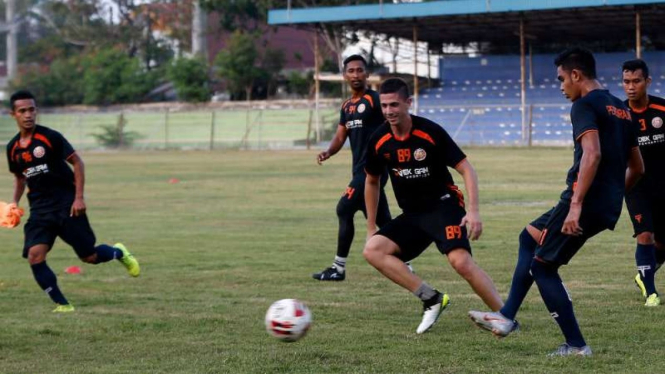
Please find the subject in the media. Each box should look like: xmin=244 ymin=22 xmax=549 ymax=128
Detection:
xmin=645 ymin=293 xmax=661 ymax=307
xmin=115 ymin=243 xmax=140 ymax=277
xmin=52 ymin=304 xmax=75 ymax=313
xmin=635 ymin=273 xmax=647 ymax=299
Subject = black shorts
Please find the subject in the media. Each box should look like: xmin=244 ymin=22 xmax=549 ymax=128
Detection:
xmin=625 ymin=183 xmax=665 ymax=243
xmin=376 ymin=199 xmax=471 ymax=262
xmin=530 ymin=203 xmax=609 ymax=265
xmin=23 ymin=209 xmax=97 ymax=259
xmin=337 ymin=173 xmax=391 ymax=226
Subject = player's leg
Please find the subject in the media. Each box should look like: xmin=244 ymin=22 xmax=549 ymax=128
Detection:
xmin=24 ymin=214 xmax=72 ymax=311
xmin=626 ymin=187 xmax=658 ymax=301
xmin=635 ymin=231 xmax=659 ymax=305
xmin=446 ymin=248 xmax=502 ymax=311
xmin=363 ymin=215 xmax=447 ymax=333
xmin=313 ymin=177 xmax=364 ymax=281
xmin=530 ymin=207 xmax=603 ymax=356
xmin=468 ymin=225 xmax=542 ymax=337
xmin=60 ymin=213 xmax=139 ymax=277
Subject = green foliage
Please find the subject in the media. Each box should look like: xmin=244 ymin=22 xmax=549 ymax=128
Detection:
xmin=10 ymin=56 xmax=85 ymax=106
xmin=167 ymin=57 xmax=211 ymax=102
xmin=287 ymin=71 xmax=312 ymax=96
xmin=214 ymin=31 xmax=262 ymax=100
xmin=81 ymin=49 xmax=160 ymax=105
xmin=91 ymin=113 xmax=141 ymax=148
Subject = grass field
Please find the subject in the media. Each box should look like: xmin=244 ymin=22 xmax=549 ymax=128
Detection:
xmin=0 ymin=108 xmax=339 ymax=150
xmin=0 ymin=148 xmax=663 ymax=373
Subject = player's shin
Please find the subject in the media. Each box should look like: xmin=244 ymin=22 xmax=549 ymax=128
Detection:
xmin=531 ymin=260 xmax=586 ymax=348
xmin=92 ymin=244 xmax=123 ymax=264
xmin=31 ymin=261 xmax=70 ymax=306
xmin=636 ymin=243 xmax=658 ymax=295
xmin=500 ymin=229 xmax=537 ymax=320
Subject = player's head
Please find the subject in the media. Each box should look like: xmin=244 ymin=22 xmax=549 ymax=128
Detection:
xmin=379 ymin=78 xmax=411 ymax=126
xmin=554 ymin=48 xmax=597 ymax=102
xmin=9 ymin=90 xmax=37 ymax=132
xmin=622 ymin=59 xmax=651 ymax=102
xmin=343 ymin=54 xmax=368 ymax=92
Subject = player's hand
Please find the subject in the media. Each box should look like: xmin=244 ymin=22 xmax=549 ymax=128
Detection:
xmin=562 ymin=202 xmax=583 ymax=236
xmin=460 ymin=211 xmax=483 ymax=240
xmin=317 ymin=151 xmax=331 ymax=165
xmin=70 ymin=197 xmax=86 ymax=217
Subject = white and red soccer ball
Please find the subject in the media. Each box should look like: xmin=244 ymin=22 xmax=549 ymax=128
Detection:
xmin=265 ymin=299 xmax=312 ymax=342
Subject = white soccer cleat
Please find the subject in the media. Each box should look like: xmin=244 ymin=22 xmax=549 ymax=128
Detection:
xmin=547 ymin=343 xmax=592 ymax=357
xmin=468 ymin=310 xmax=516 ymax=338
xmin=416 ymin=293 xmax=449 ymax=334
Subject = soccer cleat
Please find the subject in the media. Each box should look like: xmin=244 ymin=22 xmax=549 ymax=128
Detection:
xmin=547 ymin=343 xmax=592 ymax=357
xmin=405 ymin=261 xmax=415 ymax=274
xmin=416 ymin=292 xmax=450 ymax=334
xmin=645 ymin=293 xmax=661 ymax=307
xmin=115 ymin=243 xmax=140 ymax=277
xmin=312 ymin=266 xmax=345 ymax=281
xmin=52 ymin=304 xmax=75 ymax=313
xmin=468 ymin=310 xmax=517 ymax=338
xmin=635 ymin=273 xmax=647 ymax=299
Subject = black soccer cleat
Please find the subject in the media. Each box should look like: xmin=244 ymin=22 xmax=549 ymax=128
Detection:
xmin=312 ymin=266 xmax=345 ymax=281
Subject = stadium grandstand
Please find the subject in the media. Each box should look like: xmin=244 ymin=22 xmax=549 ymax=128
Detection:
xmin=269 ymin=0 xmax=665 ymax=146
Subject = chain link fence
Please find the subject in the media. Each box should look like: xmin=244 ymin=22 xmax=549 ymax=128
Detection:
xmin=0 ymin=101 xmax=575 ymax=150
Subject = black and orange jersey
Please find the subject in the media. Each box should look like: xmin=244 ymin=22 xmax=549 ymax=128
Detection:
xmin=561 ymin=90 xmax=637 ymax=227
xmin=6 ymin=125 xmax=76 ymax=213
xmin=625 ymin=94 xmax=665 ymax=191
xmin=339 ymin=89 xmax=385 ymax=176
xmin=366 ymin=115 xmax=466 ymax=213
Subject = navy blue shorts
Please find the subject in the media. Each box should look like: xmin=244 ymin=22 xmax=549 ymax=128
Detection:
xmin=337 ymin=173 xmax=391 ymax=227
xmin=23 ymin=209 xmax=97 ymax=259
xmin=530 ymin=203 xmax=609 ymax=265
xmin=625 ymin=182 xmax=665 ymax=243
xmin=376 ymin=199 xmax=471 ymax=262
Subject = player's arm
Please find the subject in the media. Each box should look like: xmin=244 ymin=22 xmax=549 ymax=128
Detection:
xmin=67 ymin=153 xmax=86 ymax=217
xmin=365 ymin=171 xmax=381 ymax=238
xmin=317 ymin=125 xmax=348 ymax=165
xmin=12 ymin=173 xmax=26 ymax=205
xmin=625 ymin=146 xmax=644 ymax=192
xmin=454 ymin=159 xmax=482 ymax=240
xmin=563 ymin=130 xmax=601 ymax=236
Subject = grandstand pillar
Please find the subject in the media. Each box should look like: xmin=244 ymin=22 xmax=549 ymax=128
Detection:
xmin=427 ymin=46 xmax=432 ymax=89
xmin=520 ymin=18 xmax=528 ymax=146
xmin=636 ymin=11 xmax=642 ymax=59
xmin=413 ymin=25 xmax=419 ymax=113
xmin=314 ymin=32 xmax=321 ymax=143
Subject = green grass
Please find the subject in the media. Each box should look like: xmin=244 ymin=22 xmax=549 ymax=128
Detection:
xmin=0 ymin=108 xmax=339 ymax=150
xmin=0 ymin=148 xmax=663 ymax=373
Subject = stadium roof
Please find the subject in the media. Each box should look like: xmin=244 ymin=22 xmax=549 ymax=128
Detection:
xmin=268 ymin=0 xmax=665 ymax=50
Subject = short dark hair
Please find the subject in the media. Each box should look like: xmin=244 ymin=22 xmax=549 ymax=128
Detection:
xmin=554 ymin=48 xmax=597 ymax=79
xmin=343 ymin=54 xmax=367 ymax=70
xmin=622 ymin=59 xmax=649 ymax=79
xmin=10 ymin=90 xmax=36 ymax=111
xmin=379 ymin=78 xmax=410 ymax=100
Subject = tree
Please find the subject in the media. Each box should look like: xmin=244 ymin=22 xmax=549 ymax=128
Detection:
xmin=82 ymin=48 xmax=160 ymax=105
xmin=168 ymin=57 xmax=211 ymax=102
xmin=214 ymin=31 xmax=262 ymax=100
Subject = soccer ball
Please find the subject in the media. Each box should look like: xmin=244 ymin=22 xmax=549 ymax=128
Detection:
xmin=265 ymin=299 xmax=312 ymax=342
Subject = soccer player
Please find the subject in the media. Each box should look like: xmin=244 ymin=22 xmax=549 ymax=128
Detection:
xmin=5 ymin=90 xmax=140 ymax=312
xmin=313 ymin=55 xmax=403 ymax=281
xmin=469 ymin=48 xmax=644 ymax=356
xmin=363 ymin=77 xmax=503 ymax=334
xmin=622 ymin=59 xmax=665 ymax=307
